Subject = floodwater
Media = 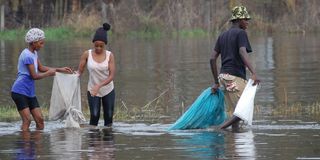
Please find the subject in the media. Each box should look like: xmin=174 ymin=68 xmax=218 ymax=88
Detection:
xmin=0 ymin=121 xmax=320 ymax=159
xmin=1 ymin=33 xmax=320 ymax=159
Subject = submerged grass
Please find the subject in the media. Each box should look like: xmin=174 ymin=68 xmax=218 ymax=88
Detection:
xmin=271 ymin=102 xmax=320 ymax=120
xmin=253 ymin=102 xmax=320 ymax=121
xmin=0 ymin=104 xmax=166 ymax=122
xmin=2 ymin=101 xmax=320 ymax=122
xmin=3 ymin=89 xmax=319 ymax=122
xmin=114 ymin=89 xmax=169 ymax=123
xmin=0 ymin=105 xmax=20 ymax=121
xmin=0 ymin=89 xmax=169 ymax=123
xmin=0 ymin=105 xmax=50 ymax=122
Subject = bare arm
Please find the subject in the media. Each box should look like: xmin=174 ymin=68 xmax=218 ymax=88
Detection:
xmin=77 ymin=51 xmax=89 ymax=76
xmin=210 ymin=49 xmax=220 ymax=93
xmin=38 ymin=59 xmax=73 ymax=73
xmin=38 ymin=60 xmax=50 ymax=72
xmin=239 ymin=47 xmax=260 ymax=85
xmin=27 ymin=63 xmax=55 ymax=80
xmin=210 ymin=50 xmax=220 ymax=84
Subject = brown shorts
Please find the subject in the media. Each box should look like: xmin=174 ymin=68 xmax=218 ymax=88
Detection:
xmin=219 ymin=74 xmax=247 ymax=115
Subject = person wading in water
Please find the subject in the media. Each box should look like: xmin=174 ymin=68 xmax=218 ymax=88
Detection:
xmin=11 ymin=28 xmax=73 ymax=131
xmin=76 ymin=23 xmax=116 ymax=127
xmin=210 ymin=6 xmax=260 ymax=130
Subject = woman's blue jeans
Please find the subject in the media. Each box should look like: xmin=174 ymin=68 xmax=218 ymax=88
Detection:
xmin=87 ymin=90 xmax=115 ymax=126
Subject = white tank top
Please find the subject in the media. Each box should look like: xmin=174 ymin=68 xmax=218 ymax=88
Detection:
xmin=87 ymin=49 xmax=114 ymax=97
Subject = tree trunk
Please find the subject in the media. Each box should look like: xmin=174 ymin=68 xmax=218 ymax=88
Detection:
xmin=72 ymin=0 xmax=80 ymax=14
xmin=0 ymin=4 xmax=4 ymax=31
xmin=43 ymin=0 xmax=53 ymax=27
xmin=176 ymin=2 xmax=182 ymax=31
xmin=107 ymin=1 xmax=116 ymax=32
xmin=59 ymin=0 xmax=63 ymax=21
xmin=204 ymin=0 xmax=211 ymax=32
xmin=101 ymin=0 xmax=107 ymax=22
xmin=63 ymin=0 xmax=68 ymax=21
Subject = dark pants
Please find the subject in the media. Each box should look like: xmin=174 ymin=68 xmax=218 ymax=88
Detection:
xmin=87 ymin=90 xmax=115 ymax=126
xmin=11 ymin=92 xmax=40 ymax=111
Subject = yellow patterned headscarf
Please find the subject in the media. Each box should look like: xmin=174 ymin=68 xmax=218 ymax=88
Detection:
xmin=230 ymin=6 xmax=251 ymax=21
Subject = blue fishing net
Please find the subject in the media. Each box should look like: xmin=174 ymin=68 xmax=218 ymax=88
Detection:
xmin=169 ymin=88 xmax=226 ymax=130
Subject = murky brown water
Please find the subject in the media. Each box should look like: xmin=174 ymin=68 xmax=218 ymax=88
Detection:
xmin=1 ymin=33 xmax=320 ymax=159
xmin=0 ymin=121 xmax=319 ymax=160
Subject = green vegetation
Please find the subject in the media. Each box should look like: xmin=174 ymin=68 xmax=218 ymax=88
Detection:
xmin=0 ymin=27 xmax=94 ymax=41
xmin=0 ymin=105 xmax=21 ymax=121
xmin=44 ymin=27 xmax=86 ymax=40
xmin=0 ymin=29 xmax=26 ymax=40
xmin=4 ymin=0 xmax=319 ymax=40
xmin=0 ymin=27 xmax=215 ymax=40
xmin=171 ymin=29 xmax=210 ymax=38
xmin=127 ymin=30 xmax=164 ymax=39
xmin=3 ymin=0 xmax=320 ymax=37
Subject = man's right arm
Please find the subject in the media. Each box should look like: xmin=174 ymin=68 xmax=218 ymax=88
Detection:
xmin=210 ymin=49 xmax=220 ymax=93
xmin=210 ymin=50 xmax=219 ymax=83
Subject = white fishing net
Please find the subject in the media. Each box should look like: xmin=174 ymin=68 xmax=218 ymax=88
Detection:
xmin=49 ymin=72 xmax=85 ymax=128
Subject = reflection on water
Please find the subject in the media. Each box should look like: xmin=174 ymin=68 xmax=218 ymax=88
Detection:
xmin=1 ymin=34 xmax=320 ymax=159
xmin=49 ymin=128 xmax=115 ymax=160
xmin=172 ymin=131 xmax=225 ymax=159
xmin=49 ymin=129 xmax=84 ymax=160
xmin=233 ymin=130 xmax=256 ymax=160
xmin=15 ymin=131 xmax=41 ymax=160
xmin=86 ymin=128 xmax=115 ymax=159
xmin=0 ymin=122 xmax=319 ymax=159
xmin=1 ymin=34 xmax=320 ymax=122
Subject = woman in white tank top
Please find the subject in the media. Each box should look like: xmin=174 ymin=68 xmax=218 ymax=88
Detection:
xmin=76 ymin=23 xmax=116 ymax=127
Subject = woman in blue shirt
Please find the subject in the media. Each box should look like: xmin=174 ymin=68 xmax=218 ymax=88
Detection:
xmin=11 ymin=28 xmax=73 ymax=131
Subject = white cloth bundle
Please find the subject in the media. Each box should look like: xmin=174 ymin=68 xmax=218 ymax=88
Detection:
xmin=233 ymin=79 xmax=258 ymax=125
xmin=49 ymin=72 xmax=85 ymax=128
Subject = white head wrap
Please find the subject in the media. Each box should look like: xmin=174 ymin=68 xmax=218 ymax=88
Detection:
xmin=25 ymin=28 xmax=45 ymax=43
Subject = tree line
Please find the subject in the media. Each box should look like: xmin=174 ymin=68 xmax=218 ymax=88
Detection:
xmin=0 ymin=0 xmax=320 ymax=33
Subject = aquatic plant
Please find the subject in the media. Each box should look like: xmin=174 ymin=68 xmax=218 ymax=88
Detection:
xmin=0 ymin=89 xmax=170 ymax=123
xmin=114 ymin=89 xmax=169 ymax=123
xmin=2 ymin=88 xmax=320 ymax=122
